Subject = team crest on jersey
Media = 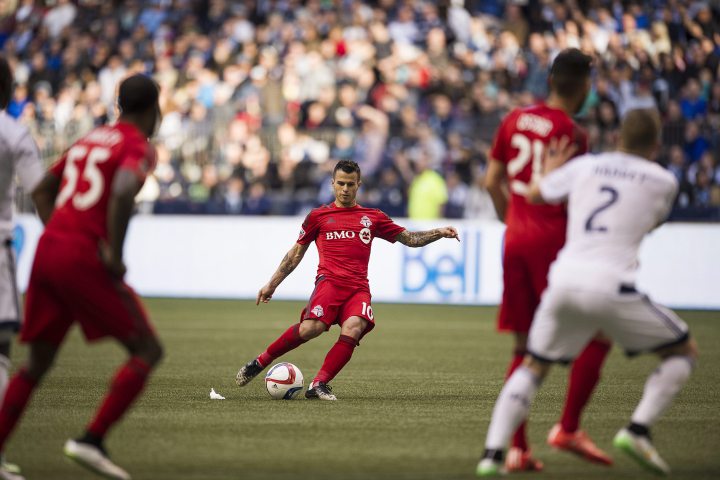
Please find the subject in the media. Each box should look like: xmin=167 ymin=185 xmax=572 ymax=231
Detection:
xmin=360 ymin=215 xmax=372 ymax=228
xmin=311 ymin=305 xmax=324 ymax=317
xmin=359 ymin=228 xmax=372 ymax=245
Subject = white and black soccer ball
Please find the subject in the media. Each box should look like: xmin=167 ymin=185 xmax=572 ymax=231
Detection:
xmin=264 ymin=362 xmax=304 ymax=400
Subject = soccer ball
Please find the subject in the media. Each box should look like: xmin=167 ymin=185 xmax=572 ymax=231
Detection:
xmin=265 ymin=362 xmax=304 ymax=400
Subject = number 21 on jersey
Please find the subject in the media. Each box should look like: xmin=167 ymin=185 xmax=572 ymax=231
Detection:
xmin=507 ymin=133 xmax=544 ymax=195
xmin=56 ymin=145 xmax=111 ymax=210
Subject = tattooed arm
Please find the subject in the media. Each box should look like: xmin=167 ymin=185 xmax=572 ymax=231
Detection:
xmin=257 ymin=242 xmax=310 ymax=305
xmin=395 ymin=227 xmax=460 ymax=248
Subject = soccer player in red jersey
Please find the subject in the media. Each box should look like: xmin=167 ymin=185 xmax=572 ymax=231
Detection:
xmin=0 ymin=75 xmax=163 ymax=480
xmin=235 ymin=160 xmax=459 ymax=400
xmin=483 ymin=49 xmax=612 ymax=471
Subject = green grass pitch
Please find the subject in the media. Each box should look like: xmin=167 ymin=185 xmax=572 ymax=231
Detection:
xmin=7 ymin=299 xmax=720 ymax=480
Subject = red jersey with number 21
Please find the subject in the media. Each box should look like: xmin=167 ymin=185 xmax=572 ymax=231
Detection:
xmin=490 ymin=104 xmax=588 ymax=246
xmin=46 ymin=122 xmax=156 ymax=241
xmin=297 ymin=203 xmax=406 ymax=287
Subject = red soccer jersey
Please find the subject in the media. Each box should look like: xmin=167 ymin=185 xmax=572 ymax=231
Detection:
xmin=490 ymin=103 xmax=588 ymax=245
xmin=46 ymin=122 xmax=156 ymax=241
xmin=297 ymin=203 xmax=406 ymax=286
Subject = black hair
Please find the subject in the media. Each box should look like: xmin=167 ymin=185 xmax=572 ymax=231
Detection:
xmin=549 ymin=48 xmax=593 ymax=97
xmin=0 ymin=56 xmax=12 ymax=110
xmin=333 ymin=160 xmax=362 ymax=179
xmin=118 ymin=74 xmax=160 ymax=114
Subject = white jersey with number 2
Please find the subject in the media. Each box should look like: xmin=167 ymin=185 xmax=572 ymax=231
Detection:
xmin=539 ymin=152 xmax=678 ymax=290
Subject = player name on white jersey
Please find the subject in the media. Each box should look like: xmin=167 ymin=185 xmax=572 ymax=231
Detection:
xmin=593 ymin=165 xmax=649 ymax=183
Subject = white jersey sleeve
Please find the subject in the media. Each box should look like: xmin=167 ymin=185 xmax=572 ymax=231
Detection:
xmin=14 ymin=128 xmax=44 ymax=191
xmin=0 ymin=112 xmax=44 ymax=237
xmin=657 ymin=174 xmax=678 ymax=225
xmin=538 ymin=155 xmax=590 ymax=204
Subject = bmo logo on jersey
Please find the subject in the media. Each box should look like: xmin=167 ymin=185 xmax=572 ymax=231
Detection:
xmin=325 ymin=229 xmax=373 ymax=244
xmin=326 ymin=230 xmax=356 ymax=240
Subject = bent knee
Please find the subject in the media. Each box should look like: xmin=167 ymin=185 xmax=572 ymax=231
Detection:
xmin=522 ymin=355 xmax=551 ymax=379
xmin=147 ymin=340 xmax=164 ymax=366
xmin=659 ymin=337 xmax=698 ymax=361
xmin=341 ymin=317 xmax=368 ymax=340
xmin=299 ymin=320 xmax=325 ymax=339
xmin=131 ymin=336 xmax=164 ymax=367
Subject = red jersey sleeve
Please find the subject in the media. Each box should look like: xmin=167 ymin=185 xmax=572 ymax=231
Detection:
xmin=489 ymin=109 xmax=516 ymax=163
xmin=297 ymin=210 xmax=321 ymax=245
xmin=120 ymin=141 xmax=156 ymax=182
xmin=374 ymin=210 xmax=406 ymax=243
xmin=49 ymin=149 xmax=68 ymax=178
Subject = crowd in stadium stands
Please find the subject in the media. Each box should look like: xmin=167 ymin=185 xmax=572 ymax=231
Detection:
xmin=2 ymin=0 xmax=720 ymax=219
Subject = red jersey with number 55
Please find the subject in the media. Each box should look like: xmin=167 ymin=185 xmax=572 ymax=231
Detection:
xmin=490 ymin=104 xmax=588 ymax=245
xmin=297 ymin=203 xmax=406 ymax=287
xmin=46 ymin=122 xmax=156 ymax=241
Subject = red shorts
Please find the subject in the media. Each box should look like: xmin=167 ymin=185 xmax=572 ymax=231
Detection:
xmin=21 ymin=232 xmax=155 ymax=345
xmin=497 ymin=240 xmax=562 ymax=334
xmin=300 ymin=277 xmax=375 ymax=339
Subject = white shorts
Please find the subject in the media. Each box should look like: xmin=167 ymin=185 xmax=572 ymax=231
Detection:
xmin=528 ymin=283 xmax=689 ymax=363
xmin=0 ymin=239 xmax=21 ymax=331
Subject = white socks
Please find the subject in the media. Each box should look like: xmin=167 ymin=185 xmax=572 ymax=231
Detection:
xmin=485 ymin=367 xmax=541 ymax=450
xmin=0 ymin=354 xmax=9 ymax=405
xmin=631 ymin=356 xmax=694 ymax=427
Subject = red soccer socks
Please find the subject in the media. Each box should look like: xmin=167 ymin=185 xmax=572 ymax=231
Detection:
xmin=257 ymin=323 xmax=307 ymax=368
xmin=0 ymin=369 xmax=37 ymax=452
xmin=561 ymin=339 xmax=611 ymax=433
xmin=313 ymin=335 xmax=357 ymax=385
xmin=87 ymin=357 xmax=152 ymax=438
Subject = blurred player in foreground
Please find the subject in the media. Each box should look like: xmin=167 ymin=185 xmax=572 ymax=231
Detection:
xmin=0 ymin=74 xmax=163 ymax=480
xmin=0 ymin=56 xmax=45 ymax=476
xmin=235 ymin=159 xmax=459 ymax=400
xmin=477 ymin=108 xmax=698 ymax=477
xmin=485 ymin=48 xmax=612 ymax=470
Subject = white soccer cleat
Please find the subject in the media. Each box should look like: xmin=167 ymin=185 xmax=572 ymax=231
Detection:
xmin=476 ymin=458 xmax=506 ymax=477
xmin=0 ymin=463 xmax=23 ymax=480
xmin=613 ymin=428 xmax=670 ymax=475
xmin=0 ymin=459 xmax=20 ymax=475
xmin=64 ymin=439 xmax=131 ymax=480
xmin=304 ymin=381 xmax=337 ymax=401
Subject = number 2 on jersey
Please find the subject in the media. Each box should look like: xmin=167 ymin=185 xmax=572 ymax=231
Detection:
xmin=56 ymin=145 xmax=111 ymax=210
xmin=507 ymin=133 xmax=544 ymax=194
xmin=585 ymin=185 xmax=619 ymax=232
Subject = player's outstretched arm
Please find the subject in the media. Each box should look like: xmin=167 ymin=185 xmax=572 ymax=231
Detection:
xmin=257 ymin=242 xmax=310 ymax=305
xmin=31 ymin=172 xmax=61 ymax=225
xmin=395 ymin=227 xmax=460 ymax=248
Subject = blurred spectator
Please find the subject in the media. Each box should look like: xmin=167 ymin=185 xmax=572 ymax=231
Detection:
xmin=681 ymin=79 xmax=707 ymax=120
xmin=444 ymin=170 xmax=468 ymax=219
xmin=43 ymin=0 xmax=76 ymax=39
xmin=367 ymin=167 xmax=406 ymax=219
xmin=243 ymin=181 xmax=272 ymax=215
xmin=464 ymin=169 xmax=496 ymax=220
xmin=223 ymin=176 xmax=245 ymax=215
xmin=684 ymin=121 xmax=709 ymax=163
xmin=408 ymin=155 xmax=448 ymax=219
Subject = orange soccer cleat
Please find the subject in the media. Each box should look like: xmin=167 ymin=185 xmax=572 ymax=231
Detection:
xmin=505 ymin=447 xmax=544 ymax=472
xmin=547 ymin=423 xmax=613 ymax=466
